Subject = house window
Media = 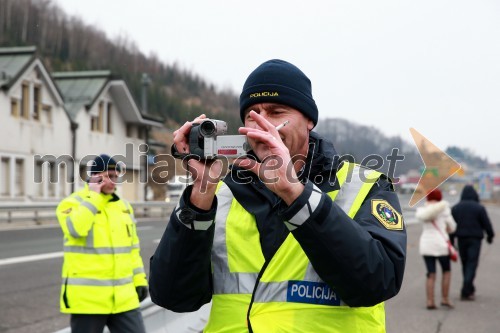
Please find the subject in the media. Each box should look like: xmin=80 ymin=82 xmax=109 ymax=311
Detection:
xmin=48 ymin=162 xmax=57 ymax=197
xmin=15 ymin=159 xmax=24 ymax=197
xmin=58 ymin=163 xmax=67 ymax=197
xmin=33 ymin=85 xmax=41 ymax=121
xmin=126 ymin=124 xmax=134 ymax=138
xmin=1 ymin=157 xmax=10 ymax=196
xmin=98 ymin=101 xmax=104 ymax=132
xmin=42 ymin=105 xmax=52 ymax=124
xmin=138 ymin=127 xmax=146 ymax=140
xmin=107 ymin=103 xmax=113 ymax=134
xmin=35 ymin=161 xmax=44 ymax=197
xmin=21 ymin=82 xmax=30 ymax=119
xmin=11 ymin=99 xmax=19 ymax=117
xmin=91 ymin=102 xmax=106 ymax=132
xmin=91 ymin=116 xmax=99 ymax=132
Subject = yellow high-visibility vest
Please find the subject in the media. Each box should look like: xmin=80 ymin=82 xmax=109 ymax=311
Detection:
xmin=56 ymin=185 xmax=147 ymax=314
xmin=204 ymin=162 xmax=385 ymax=332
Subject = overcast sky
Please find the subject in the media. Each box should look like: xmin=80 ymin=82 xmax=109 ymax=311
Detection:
xmin=55 ymin=0 xmax=500 ymax=163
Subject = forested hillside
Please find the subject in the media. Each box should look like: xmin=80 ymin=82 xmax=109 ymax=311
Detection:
xmin=0 ymin=0 xmax=241 ymax=130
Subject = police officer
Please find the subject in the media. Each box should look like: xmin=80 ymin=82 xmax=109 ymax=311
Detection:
xmin=56 ymin=154 xmax=148 ymax=333
xmin=150 ymin=59 xmax=407 ymax=332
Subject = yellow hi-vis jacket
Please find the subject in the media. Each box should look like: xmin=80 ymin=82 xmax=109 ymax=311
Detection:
xmin=56 ymin=185 xmax=147 ymax=314
xmin=204 ymin=162 xmax=385 ymax=333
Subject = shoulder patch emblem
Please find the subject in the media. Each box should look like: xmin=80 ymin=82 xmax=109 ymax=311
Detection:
xmin=371 ymin=199 xmax=403 ymax=230
xmin=62 ymin=208 xmax=72 ymax=214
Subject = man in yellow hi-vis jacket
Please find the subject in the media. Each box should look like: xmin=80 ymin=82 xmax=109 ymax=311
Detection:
xmin=56 ymin=154 xmax=148 ymax=333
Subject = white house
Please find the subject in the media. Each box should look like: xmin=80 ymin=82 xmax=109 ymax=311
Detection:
xmin=0 ymin=46 xmax=72 ymax=202
xmin=52 ymin=70 xmax=163 ymax=201
xmin=0 ymin=46 xmax=164 ymax=202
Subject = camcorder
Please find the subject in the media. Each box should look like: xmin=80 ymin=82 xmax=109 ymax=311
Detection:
xmin=174 ymin=119 xmax=250 ymax=160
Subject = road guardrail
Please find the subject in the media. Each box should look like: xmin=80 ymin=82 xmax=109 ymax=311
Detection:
xmin=0 ymin=201 xmax=176 ymax=226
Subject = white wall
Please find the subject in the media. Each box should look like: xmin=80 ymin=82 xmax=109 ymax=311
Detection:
xmin=0 ymin=63 xmax=72 ymax=202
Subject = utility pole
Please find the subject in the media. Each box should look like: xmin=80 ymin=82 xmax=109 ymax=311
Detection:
xmin=141 ymin=73 xmax=151 ymax=201
xmin=141 ymin=73 xmax=151 ymax=115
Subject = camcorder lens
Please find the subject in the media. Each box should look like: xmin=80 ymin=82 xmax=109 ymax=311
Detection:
xmin=200 ymin=120 xmax=216 ymax=137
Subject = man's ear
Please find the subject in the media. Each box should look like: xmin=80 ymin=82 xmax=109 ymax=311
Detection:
xmin=307 ymin=120 xmax=314 ymax=130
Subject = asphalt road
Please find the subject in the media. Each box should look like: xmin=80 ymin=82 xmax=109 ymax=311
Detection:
xmin=0 ymin=219 xmax=169 ymax=333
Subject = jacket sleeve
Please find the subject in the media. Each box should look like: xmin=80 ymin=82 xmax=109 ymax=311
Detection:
xmin=149 ymin=186 xmax=216 ymax=312
xmin=279 ymin=176 xmax=406 ymax=307
xmin=445 ymin=206 xmax=457 ymax=234
xmin=480 ymin=206 xmax=495 ymax=239
xmin=56 ymin=190 xmax=108 ymax=239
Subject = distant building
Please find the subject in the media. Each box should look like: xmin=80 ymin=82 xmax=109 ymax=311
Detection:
xmin=0 ymin=46 xmax=164 ymax=202
xmin=52 ymin=70 xmax=163 ymax=201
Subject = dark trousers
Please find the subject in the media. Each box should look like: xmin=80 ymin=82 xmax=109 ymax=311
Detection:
xmin=70 ymin=308 xmax=146 ymax=333
xmin=457 ymin=237 xmax=482 ymax=298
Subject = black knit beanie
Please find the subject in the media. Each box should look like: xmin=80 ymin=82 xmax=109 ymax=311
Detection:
xmin=89 ymin=154 xmax=121 ymax=175
xmin=239 ymin=59 xmax=318 ymax=126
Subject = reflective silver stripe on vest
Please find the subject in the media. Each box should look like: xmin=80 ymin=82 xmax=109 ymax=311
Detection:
xmin=125 ymin=201 xmax=137 ymax=223
xmin=304 ymin=262 xmax=323 ymax=282
xmin=212 ymin=183 xmax=258 ymax=294
xmin=65 ymin=276 xmax=133 ymax=286
xmin=70 ymin=193 xmax=98 ymax=215
xmin=71 ymin=195 xmax=83 ymax=203
xmin=86 ymin=226 xmax=94 ymax=248
xmin=67 ymin=195 xmax=90 ymax=240
xmin=65 ymin=216 xmax=81 ymax=238
xmin=81 ymin=201 xmax=98 ymax=215
xmin=215 ymin=272 xmax=259 ymax=294
xmin=133 ymin=267 xmax=145 ymax=275
xmin=334 ymin=165 xmax=365 ymax=213
xmin=64 ymin=246 xmax=134 ymax=254
xmin=284 ymin=185 xmax=323 ymax=231
xmin=69 ymin=194 xmax=98 ymax=241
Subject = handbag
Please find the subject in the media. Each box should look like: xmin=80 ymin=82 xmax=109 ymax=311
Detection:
xmin=431 ymin=220 xmax=458 ymax=262
xmin=447 ymin=241 xmax=458 ymax=262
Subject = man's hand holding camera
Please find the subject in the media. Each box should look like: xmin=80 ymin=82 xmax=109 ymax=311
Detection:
xmin=173 ymin=114 xmax=224 ymax=210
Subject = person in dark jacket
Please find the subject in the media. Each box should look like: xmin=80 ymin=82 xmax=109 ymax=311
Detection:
xmin=451 ymin=185 xmax=495 ymax=301
xmin=149 ymin=59 xmax=407 ymax=332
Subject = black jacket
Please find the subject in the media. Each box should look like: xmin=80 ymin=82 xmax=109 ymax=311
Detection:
xmin=149 ymin=132 xmax=407 ymax=311
xmin=451 ymin=185 xmax=494 ymax=240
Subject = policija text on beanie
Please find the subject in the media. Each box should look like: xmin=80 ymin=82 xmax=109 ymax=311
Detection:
xmin=239 ymin=59 xmax=319 ymax=126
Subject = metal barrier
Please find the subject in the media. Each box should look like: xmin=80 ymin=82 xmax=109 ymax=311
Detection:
xmin=0 ymin=201 xmax=176 ymax=226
